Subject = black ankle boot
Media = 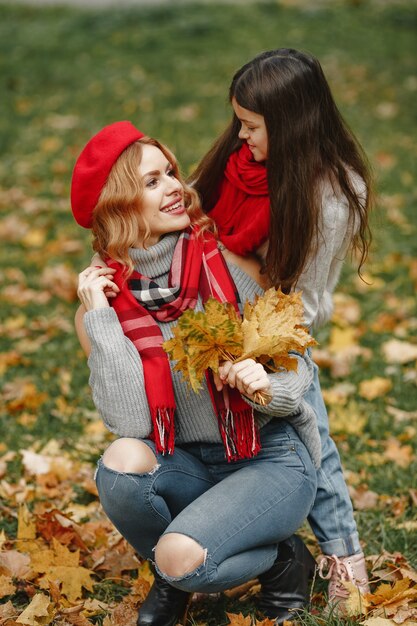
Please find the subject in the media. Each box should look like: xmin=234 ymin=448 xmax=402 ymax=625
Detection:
xmin=137 ymin=570 xmax=191 ymax=626
xmin=256 ymin=535 xmax=316 ymax=624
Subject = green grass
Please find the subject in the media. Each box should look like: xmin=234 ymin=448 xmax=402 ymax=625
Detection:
xmin=0 ymin=1 xmax=416 ymax=624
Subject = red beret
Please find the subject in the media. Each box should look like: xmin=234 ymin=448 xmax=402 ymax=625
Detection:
xmin=71 ymin=121 xmax=145 ymax=228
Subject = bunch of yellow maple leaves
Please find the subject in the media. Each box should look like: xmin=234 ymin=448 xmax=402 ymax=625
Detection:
xmin=163 ymin=288 xmax=317 ymax=396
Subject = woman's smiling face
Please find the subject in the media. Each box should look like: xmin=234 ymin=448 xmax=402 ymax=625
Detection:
xmin=135 ymin=144 xmax=191 ymax=246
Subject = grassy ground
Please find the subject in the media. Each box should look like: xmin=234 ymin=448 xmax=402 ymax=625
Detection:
xmin=0 ymin=2 xmax=416 ymax=625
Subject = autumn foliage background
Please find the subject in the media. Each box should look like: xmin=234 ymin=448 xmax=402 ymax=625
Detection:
xmin=0 ymin=1 xmax=416 ymax=625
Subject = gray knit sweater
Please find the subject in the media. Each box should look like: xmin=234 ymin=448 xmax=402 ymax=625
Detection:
xmin=84 ymin=233 xmax=321 ymax=467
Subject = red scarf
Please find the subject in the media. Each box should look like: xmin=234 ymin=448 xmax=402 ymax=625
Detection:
xmin=107 ymin=228 xmax=261 ymax=462
xmin=209 ymin=143 xmax=270 ymax=256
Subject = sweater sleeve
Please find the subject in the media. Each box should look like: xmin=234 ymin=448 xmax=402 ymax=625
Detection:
xmin=246 ymin=352 xmax=314 ymax=417
xmin=242 ymin=352 xmax=321 ymax=468
xmin=296 ymin=174 xmax=366 ymax=329
xmin=83 ymin=307 xmax=153 ymax=438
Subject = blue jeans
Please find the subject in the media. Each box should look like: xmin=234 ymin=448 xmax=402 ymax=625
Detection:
xmin=305 ymin=361 xmax=361 ymax=556
xmin=95 ymin=420 xmax=316 ymax=594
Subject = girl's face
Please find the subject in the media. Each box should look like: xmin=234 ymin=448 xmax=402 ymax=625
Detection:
xmin=136 ymin=144 xmax=190 ymax=246
xmin=232 ymin=97 xmax=268 ymax=162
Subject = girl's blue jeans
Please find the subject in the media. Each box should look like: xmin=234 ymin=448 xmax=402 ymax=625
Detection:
xmin=95 ymin=420 xmax=317 ymax=594
xmin=305 ymin=361 xmax=361 ymax=556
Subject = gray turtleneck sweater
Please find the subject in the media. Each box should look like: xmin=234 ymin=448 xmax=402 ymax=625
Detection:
xmin=83 ymin=233 xmax=321 ymax=467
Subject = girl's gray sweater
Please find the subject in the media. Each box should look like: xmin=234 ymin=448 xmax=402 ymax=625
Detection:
xmin=83 ymin=233 xmax=321 ymax=467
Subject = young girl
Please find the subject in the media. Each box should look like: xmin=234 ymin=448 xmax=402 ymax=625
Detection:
xmin=191 ymin=47 xmax=373 ymax=613
xmin=72 ymin=121 xmax=320 ymax=626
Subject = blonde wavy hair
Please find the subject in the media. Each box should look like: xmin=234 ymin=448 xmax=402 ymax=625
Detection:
xmin=92 ymin=137 xmax=215 ymax=276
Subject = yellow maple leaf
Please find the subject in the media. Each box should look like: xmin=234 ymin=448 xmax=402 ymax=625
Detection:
xmin=30 ymin=537 xmax=96 ymax=602
xmin=343 ymin=580 xmax=369 ymax=616
xmin=39 ymin=565 xmax=95 ymax=602
xmin=164 ymin=290 xmax=316 ymax=393
xmin=31 ymin=538 xmax=79 ymax=572
xmin=240 ymin=288 xmax=316 ymax=369
xmin=163 ymin=298 xmax=243 ymax=392
xmin=366 ymin=578 xmax=417 ymax=611
xmin=16 ymin=593 xmax=55 ymax=625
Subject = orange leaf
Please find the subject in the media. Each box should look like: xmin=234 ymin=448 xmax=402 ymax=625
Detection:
xmin=226 ymin=613 xmax=252 ymax=626
xmin=366 ymin=578 xmax=417 ymax=611
xmin=384 ymin=439 xmax=415 ymax=468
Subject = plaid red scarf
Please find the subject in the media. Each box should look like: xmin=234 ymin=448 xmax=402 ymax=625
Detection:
xmin=107 ymin=228 xmax=261 ymax=462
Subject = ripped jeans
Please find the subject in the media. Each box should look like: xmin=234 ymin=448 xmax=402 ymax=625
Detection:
xmin=95 ymin=420 xmax=316 ymax=594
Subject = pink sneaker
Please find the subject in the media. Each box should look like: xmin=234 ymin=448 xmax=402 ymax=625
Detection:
xmin=318 ymin=552 xmax=370 ymax=615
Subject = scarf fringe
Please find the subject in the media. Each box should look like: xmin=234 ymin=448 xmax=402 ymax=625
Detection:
xmin=218 ymin=407 xmax=261 ymax=462
xmin=150 ymin=407 xmax=176 ymax=455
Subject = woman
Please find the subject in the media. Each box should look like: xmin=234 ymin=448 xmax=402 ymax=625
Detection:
xmin=71 ymin=121 xmax=319 ymax=626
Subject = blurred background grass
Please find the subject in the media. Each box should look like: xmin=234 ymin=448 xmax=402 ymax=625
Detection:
xmin=0 ymin=2 xmax=416 ymax=624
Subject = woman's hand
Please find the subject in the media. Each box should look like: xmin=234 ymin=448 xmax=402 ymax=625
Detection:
xmin=213 ymin=359 xmax=272 ymax=403
xmin=89 ymin=254 xmax=119 ymax=298
xmin=77 ymin=266 xmax=120 ymax=311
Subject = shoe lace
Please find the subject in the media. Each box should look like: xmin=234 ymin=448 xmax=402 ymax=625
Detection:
xmin=318 ymin=554 xmax=355 ymax=600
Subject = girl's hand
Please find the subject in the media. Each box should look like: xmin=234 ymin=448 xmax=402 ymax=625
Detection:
xmin=215 ymin=359 xmax=272 ymax=403
xmin=77 ymin=266 xmax=120 ymax=311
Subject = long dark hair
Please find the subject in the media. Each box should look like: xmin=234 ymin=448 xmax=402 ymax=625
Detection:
xmin=191 ymin=48 xmax=373 ymax=289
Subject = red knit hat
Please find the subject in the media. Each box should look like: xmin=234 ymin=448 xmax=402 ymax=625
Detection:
xmin=71 ymin=121 xmax=145 ymax=228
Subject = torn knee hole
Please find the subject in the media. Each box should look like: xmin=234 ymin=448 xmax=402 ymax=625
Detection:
xmin=102 ymin=439 xmax=158 ymax=474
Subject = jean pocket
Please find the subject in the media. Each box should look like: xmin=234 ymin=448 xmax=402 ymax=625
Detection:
xmin=259 ymin=431 xmax=309 ymax=474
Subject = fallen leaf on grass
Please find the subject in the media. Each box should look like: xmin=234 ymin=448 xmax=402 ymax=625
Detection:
xmin=30 ymin=539 xmax=95 ymax=602
xmin=387 ymin=406 xmax=417 ymax=422
xmin=21 ymin=229 xmax=47 ymax=249
xmin=0 ymin=550 xmax=32 ymax=579
xmin=322 ymin=382 xmax=356 ymax=405
xmin=226 ymin=613 xmax=252 ymax=626
xmin=384 ymin=439 xmax=415 ymax=468
xmin=21 ymin=450 xmax=53 ymax=476
xmin=3 ymin=381 xmax=48 ymax=414
xmin=0 ymin=600 xmax=16 ymax=622
xmin=366 ymin=577 xmax=417 ymax=614
xmin=108 ymin=597 xmax=138 ymax=626
xmin=344 ymin=581 xmax=368 ymax=616
xmin=0 ymin=350 xmax=24 ymax=375
xmin=313 ymin=345 xmax=372 ymax=378
xmin=329 ymin=401 xmax=367 ymax=435
xmin=359 ymin=377 xmax=393 ymax=401
xmin=16 ymin=593 xmax=55 ymax=625
xmin=0 ymin=573 xmax=16 ymax=599
xmin=382 ymin=340 xmax=417 ymax=365
xmin=17 ymin=504 xmax=38 ymax=554
xmin=349 ymin=485 xmax=379 ymax=510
